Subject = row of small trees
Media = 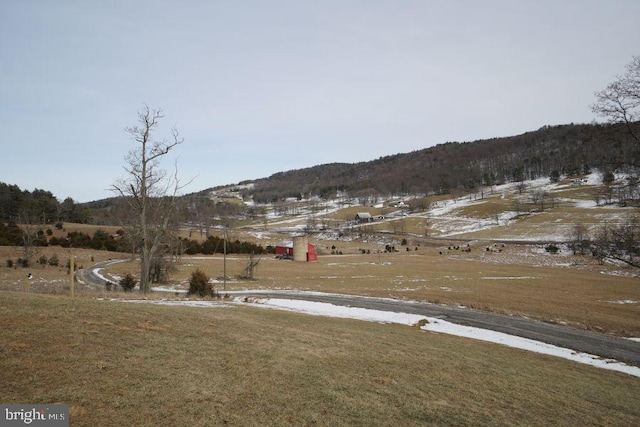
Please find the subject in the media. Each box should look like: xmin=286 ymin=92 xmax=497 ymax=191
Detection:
xmin=568 ymin=216 xmax=640 ymax=267
xmin=181 ymin=235 xmax=270 ymax=255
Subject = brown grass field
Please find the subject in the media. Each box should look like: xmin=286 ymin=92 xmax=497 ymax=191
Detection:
xmin=2 ymin=291 xmax=640 ymax=426
xmin=95 ymin=244 xmax=640 ymax=337
xmin=2 ymin=179 xmax=640 ymax=425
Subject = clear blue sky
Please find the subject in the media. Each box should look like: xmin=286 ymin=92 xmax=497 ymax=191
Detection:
xmin=1 ymin=0 xmax=639 ymax=202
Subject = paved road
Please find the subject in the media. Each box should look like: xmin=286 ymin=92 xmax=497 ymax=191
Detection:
xmin=77 ymin=259 xmax=127 ymax=288
xmin=80 ymin=262 xmax=640 ymax=366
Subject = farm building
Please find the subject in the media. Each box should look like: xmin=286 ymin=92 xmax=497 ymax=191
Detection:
xmin=275 ymin=236 xmax=318 ymax=262
xmin=275 ymin=241 xmax=294 ymax=257
xmin=355 ymin=212 xmax=373 ymax=223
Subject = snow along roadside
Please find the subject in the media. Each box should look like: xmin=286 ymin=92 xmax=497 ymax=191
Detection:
xmin=240 ymin=297 xmax=640 ymax=379
xmin=110 ymin=296 xmax=640 ymax=378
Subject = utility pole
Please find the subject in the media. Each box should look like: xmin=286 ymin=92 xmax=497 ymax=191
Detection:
xmin=223 ymin=229 xmax=227 ymax=291
xmin=69 ymin=250 xmax=75 ymax=298
xmin=24 ymin=273 xmax=31 ymax=292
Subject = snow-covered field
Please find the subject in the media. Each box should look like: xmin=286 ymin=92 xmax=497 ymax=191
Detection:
xmin=111 ymin=295 xmax=640 ymax=379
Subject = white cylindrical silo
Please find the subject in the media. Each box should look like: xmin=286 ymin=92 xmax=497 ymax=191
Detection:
xmin=293 ymin=235 xmax=308 ymax=262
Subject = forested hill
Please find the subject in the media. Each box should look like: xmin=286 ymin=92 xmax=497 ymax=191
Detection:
xmin=1 ymin=121 xmax=636 ymax=225
xmin=240 ymin=122 xmax=637 ymax=203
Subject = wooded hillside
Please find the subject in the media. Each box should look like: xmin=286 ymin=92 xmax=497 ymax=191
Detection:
xmin=240 ymin=122 xmax=638 ymax=203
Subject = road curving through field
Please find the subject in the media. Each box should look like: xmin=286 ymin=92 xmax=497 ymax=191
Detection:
xmin=79 ymin=262 xmax=640 ymax=367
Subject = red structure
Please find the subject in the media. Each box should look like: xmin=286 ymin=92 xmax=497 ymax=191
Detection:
xmin=306 ymin=245 xmax=318 ymax=262
xmin=275 ymin=240 xmax=317 ymax=262
xmin=275 ymin=241 xmax=294 ymax=257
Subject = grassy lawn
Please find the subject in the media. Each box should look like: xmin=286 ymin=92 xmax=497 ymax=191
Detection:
xmin=1 ymin=292 xmax=639 ymax=426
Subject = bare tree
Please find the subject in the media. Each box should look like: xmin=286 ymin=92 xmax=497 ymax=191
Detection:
xmin=18 ymin=221 xmax=42 ymax=268
xmin=305 ymin=215 xmax=317 ymax=235
xmin=113 ymin=105 xmax=186 ymax=293
xmin=592 ymin=56 xmax=640 ymax=170
xmin=243 ymin=251 xmax=262 ymax=280
xmin=17 ymin=206 xmax=46 ymax=268
xmin=187 ymin=195 xmax=216 ymax=238
xmin=568 ymin=223 xmax=589 ymax=255
xmin=591 ymin=55 xmax=640 ymax=145
xmin=591 ymin=215 xmax=640 ymax=268
xmin=423 ymin=215 xmax=431 ymax=237
xmin=515 ymin=182 xmax=528 ymax=195
xmin=392 ymin=218 xmax=406 ymax=234
xmin=530 ymin=189 xmax=550 ymax=212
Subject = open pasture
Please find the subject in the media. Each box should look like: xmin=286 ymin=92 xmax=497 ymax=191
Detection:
xmin=1 ymin=291 xmax=639 ymax=426
xmin=95 ymin=243 xmax=640 ymax=337
xmin=2 ymin=175 xmax=640 ymax=425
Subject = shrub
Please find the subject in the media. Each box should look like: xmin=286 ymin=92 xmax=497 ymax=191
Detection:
xmin=602 ymin=170 xmax=615 ymax=185
xmin=38 ymin=255 xmax=48 ymax=265
xmin=188 ymin=268 xmax=214 ymax=297
xmin=545 ymin=244 xmax=560 ymax=254
xmin=48 ymin=254 xmax=59 ymax=266
xmin=6 ymin=259 xmax=13 ymax=268
xmin=119 ymin=274 xmax=137 ymax=292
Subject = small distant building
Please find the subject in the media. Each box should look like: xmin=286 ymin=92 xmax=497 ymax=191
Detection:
xmin=275 ymin=241 xmax=294 ymax=257
xmin=275 ymin=237 xmax=317 ymax=261
xmin=355 ymin=212 xmax=373 ymax=223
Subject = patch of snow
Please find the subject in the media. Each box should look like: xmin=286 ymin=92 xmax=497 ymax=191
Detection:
xmin=153 ymin=285 xmax=188 ymax=294
xmin=585 ymin=171 xmax=602 ymax=185
xmin=88 ymin=259 xmax=130 ymax=283
xmin=93 ymin=268 xmax=117 ymax=284
xmin=247 ymin=231 xmax=272 ymax=240
xmin=111 ymin=294 xmax=640 ymax=378
xmin=574 ymin=200 xmax=598 ymax=208
xmin=241 ymin=298 xmax=640 ymax=378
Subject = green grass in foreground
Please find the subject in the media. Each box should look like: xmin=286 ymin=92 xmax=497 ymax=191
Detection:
xmin=1 ymin=292 xmax=639 ymax=426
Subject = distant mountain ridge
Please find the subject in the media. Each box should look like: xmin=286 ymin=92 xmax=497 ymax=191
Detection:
xmin=224 ymin=122 xmax=634 ymax=203
xmin=2 ymin=121 xmax=632 ymax=226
